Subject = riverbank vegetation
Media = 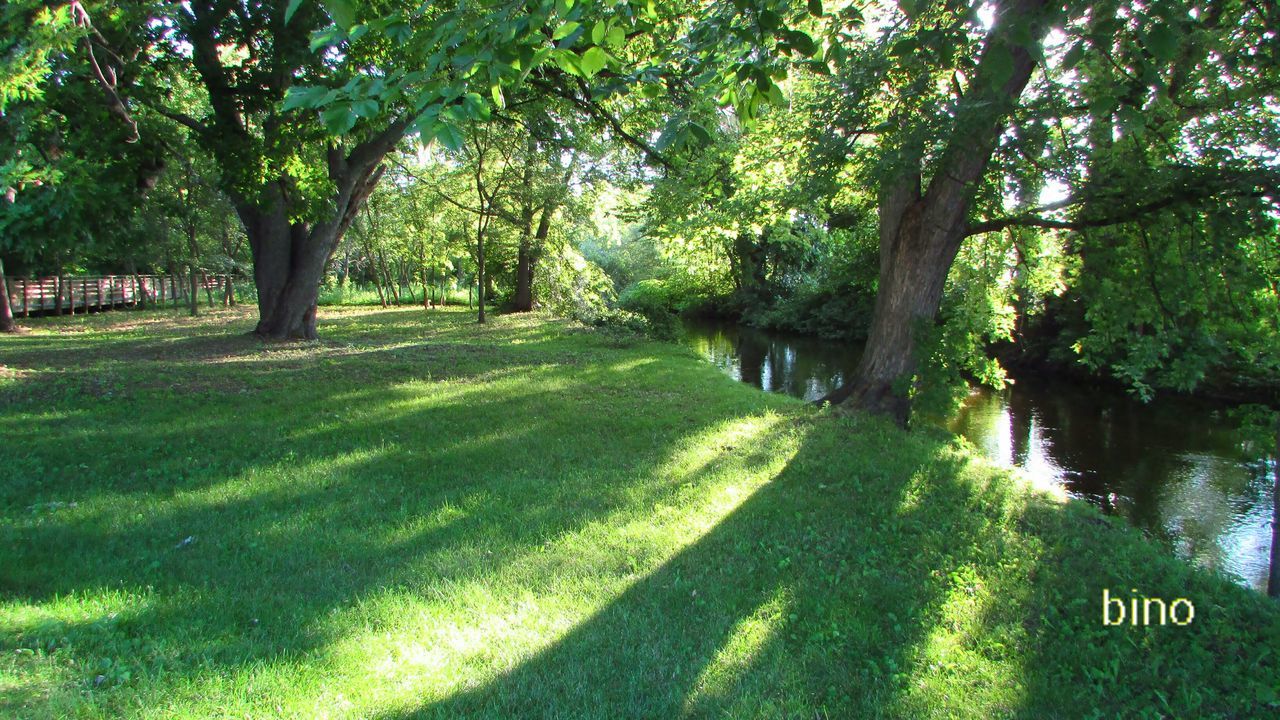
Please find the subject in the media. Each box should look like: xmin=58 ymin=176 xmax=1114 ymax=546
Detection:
xmin=2 ymin=307 xmax=1278 ymax=717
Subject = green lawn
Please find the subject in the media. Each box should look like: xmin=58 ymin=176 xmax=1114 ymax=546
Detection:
xmin=1 ymin=306 xmax=1277 ymax=719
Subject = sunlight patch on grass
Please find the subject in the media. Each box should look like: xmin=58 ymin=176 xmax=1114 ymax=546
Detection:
xmin=4 ymin=307 xmax=1277 ymax=718
xmin=684 ymin=587 xmax=790 ymax=711
xmin=293 ymin=413 xmax=800 ymax=716
xmin=0 ymin=589 xmax=158 ymax=713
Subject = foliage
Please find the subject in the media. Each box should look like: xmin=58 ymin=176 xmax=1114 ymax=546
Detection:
xmin=1063 ymin=201 xmax=1280 ymax=400
xmin=617 ymin=278 xmax=681 ymax=339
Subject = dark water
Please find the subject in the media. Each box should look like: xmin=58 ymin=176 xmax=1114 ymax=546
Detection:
xmin=682 ymin=318 xmax=1275 ymax=591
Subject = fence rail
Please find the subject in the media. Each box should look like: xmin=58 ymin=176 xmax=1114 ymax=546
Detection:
xmin=4 ymin=274 xmax=234 ymax=317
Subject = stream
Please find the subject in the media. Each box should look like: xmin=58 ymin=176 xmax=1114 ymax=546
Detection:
xmin=682 ymin=317 xmax=1275 ymax=591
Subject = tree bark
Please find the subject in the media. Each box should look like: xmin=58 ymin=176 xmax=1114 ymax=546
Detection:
xmin=515 ymin=203 xmax=555 ymax=312
xmin=189 ymin=265 xmax=199 ymax=316
xmin=236 ymin=147 xmax=391 ymax=339
xmin=826 ymin=0 xmax=1051 ymax=424
xmin=476 ymin=215 xmax=488 ymax=324
xmin=0 ymin=257 xmax=16 ymax=333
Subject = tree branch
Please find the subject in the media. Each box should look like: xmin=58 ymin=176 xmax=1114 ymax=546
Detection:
xmin=526 ymin=75 xmax=673 ymax=170
xmin=965 ymin=171 xmax=1277 ymax=236
xmin=143 ymin=99 xmax=213 ymax=136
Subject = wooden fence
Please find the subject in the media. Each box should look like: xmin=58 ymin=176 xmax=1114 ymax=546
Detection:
xmin=4 ymin=274 xmax=234 ymax=317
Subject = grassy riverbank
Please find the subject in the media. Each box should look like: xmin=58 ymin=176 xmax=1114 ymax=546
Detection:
xmin=2 ymin=306 xmax=1277 ymax=718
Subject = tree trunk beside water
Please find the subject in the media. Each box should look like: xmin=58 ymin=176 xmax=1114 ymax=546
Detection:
xmin=824 ymin=0 xmax=1050 ymax=424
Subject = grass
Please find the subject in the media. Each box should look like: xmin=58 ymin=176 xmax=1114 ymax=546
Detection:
xmin=1 ymin=305 xmax=1277 ymax=719
xmin=316 ymin=284 xmax=476 ymax=308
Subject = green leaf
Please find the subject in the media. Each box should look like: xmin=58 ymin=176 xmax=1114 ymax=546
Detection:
xmin=321 ymin=104 xmax=357 ymax=135
xmin=985 ymin=45 xmax=1013 ymax=90
xmin=385 ymin=21 xmax=411 ymax=44
xmin=462 ymin=92 xmax=490 ymax=121
xmin=606 ymin=25 xmax=625 ymax=48
xmin=309 ymin=27 xmax=342 ymax=51
xmin=654 ymin=124 xmax=679 ymax=152
xmin=552 ymin=21 xmax=580 ymax=41
xmin=687 ymin=121 xmax=713 ymax=147
xmin=490 ymin=84 xmax=505 ymax=109
xmin=281 ymin=85 xmax=328 ymax=112
xmin=553 ymin=50 xmax=584 ymax=77
xmin=1060 ymin=42 xmax=1085 ymax=70
xmin=897 ymin=0 xmax=920 ymax=20
xmin=520 ymin=47 xmax=554 ymax=81
xmin=351 ymin=98 xmax=378 ymax=118
xmin=808 ymin=0 xmax=824 ymax=17
xmin=284 ymin=0 xmax=305 ymax=25
xmin=323 ymin=0 xmax=355 ymax=31
xmin=753 ymin=68 xmax=771 ymax=93
xmin=785 ymin=30 xmax=817 ymax=57
xmin=580 ymin=46 xmax=609 ymax=77
xmin=433 ymin=123 xmax=465 ymax=152
xmin=591 ymin=21 xmax=606 ymax=45
xmin=891 ymin=38 xmax=917 ymax=57
xmin=1146 ymin=23 xmax=1179 ymax=62
xmin=1089 ymin=92 xmax=1118 ymax=117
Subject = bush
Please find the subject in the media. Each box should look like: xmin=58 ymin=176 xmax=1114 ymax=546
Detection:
xmin=618 ymin=279 xmax=675 ymax=315
xmin=617 ymin=279 xmax=683 ymax=341
xmin=748 ymin=281 xmax=874 ymax=340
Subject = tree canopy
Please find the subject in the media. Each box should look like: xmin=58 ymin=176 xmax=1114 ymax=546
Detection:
xmin=2 ymin=0 xmax=1276 ymax=418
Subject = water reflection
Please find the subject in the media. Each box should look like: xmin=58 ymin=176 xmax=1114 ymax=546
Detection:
xmin=683 ymin=320 xmax=862 ymax=402
xmin=682 ymin=318 xmax=1275 ymax=591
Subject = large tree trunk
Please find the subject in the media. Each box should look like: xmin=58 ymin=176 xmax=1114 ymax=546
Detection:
xmin=826 ymin=0 xmax=1051 ymax=424
xmin=514 ymin=239 xmax=534 ymax=312
xmin=237 ymin=186 xmax=327 ymax=339
xmin=514 ymin=198 xmax=557 ymax=312
xmin=237 ymin=148 xmax=390 ymax=339
xmin=827 ymin=178 xmax=966 ymax=423
xmin=189 ymin=265 xmax=199 ymax=316
xmin=0 ymin=257 xmax=16 ymax=333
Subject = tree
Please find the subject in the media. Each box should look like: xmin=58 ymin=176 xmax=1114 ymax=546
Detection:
xmin=815 ymin=0 xmax=1279 ymax=423
xmin=0 ymin=256 xmax=15 ymax=332
xmin=136 ymin=0 xmax=608 ymax=337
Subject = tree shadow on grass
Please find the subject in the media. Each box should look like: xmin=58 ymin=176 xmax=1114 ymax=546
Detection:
xmin=366 ymin=417 xmax=1029 ymax=719
xmin=13 ymin=308 xmax=1269 ymax=717
xmin=1 ymin=308 xmax=810 ymax=713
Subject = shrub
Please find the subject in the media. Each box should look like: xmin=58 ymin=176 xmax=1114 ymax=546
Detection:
xmin=617 ymin=279 xmax=683 ymax=341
